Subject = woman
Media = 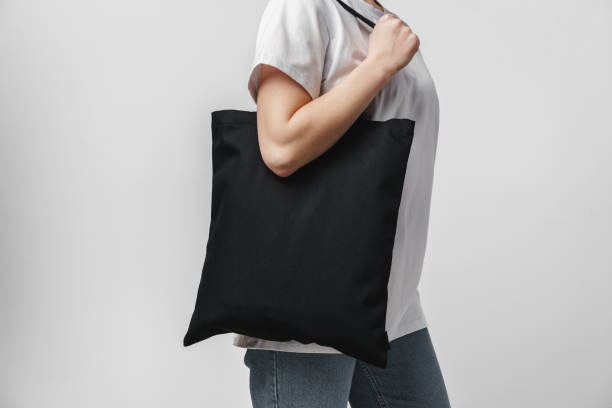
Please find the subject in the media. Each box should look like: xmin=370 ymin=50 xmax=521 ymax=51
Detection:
xmin=234 ymin=0 xmax=450 ymax=406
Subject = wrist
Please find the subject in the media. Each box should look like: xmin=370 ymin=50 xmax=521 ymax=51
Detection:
xmin=362 ymin=56 xmax=395 ymax=85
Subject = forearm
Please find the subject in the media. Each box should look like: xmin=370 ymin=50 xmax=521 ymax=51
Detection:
xmin=256 ymin=12 xmax=418 ymax=177
xmin=269 ymin=58 xmax=393 ymax=176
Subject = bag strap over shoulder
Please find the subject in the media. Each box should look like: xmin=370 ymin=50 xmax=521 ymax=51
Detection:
xmin=333 ymin=0 xmax=377 ymax=29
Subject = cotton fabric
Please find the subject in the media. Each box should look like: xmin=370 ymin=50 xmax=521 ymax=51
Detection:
xmin=183 ymin=109 xmax=415 ymax=366
xmin=234 ymin=0 xmax=440 ymax=354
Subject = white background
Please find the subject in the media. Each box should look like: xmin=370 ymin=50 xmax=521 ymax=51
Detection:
xmin=1 ymin=0 xmax=611 ymax=407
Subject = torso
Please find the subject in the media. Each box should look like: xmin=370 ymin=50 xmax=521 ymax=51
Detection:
xmin=234 ymin=0 xmax=440 ymax=353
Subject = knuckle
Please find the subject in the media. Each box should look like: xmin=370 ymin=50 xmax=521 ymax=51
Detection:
xmin=384 ymin=14 xmax=397 ymax=22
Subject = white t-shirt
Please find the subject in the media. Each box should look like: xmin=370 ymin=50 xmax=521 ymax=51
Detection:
xmin=233 ymin=0 xmax=440 ymax=354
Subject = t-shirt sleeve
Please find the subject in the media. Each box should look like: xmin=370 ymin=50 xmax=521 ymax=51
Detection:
xmin=247 ymin=0 xmax=330 ymax=104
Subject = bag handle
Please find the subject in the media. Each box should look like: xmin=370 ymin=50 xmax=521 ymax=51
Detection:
xmin=334 ymin=0 xmax=377 ymax=29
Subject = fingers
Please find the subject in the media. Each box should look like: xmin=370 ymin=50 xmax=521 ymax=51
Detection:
xmin=393 ymin=18 xmax=419 ymax=52
xmin=378 ymin=12 xmax=411 ymax=30
xmin=369 ymin=12 xmax=420 ymax=74
xmin=399 ymin=23 xmax=418 ymax=45
xmin=377 ymin=13 xmax=394 ymax=23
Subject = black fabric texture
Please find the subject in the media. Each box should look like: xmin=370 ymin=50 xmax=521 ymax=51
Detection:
xmin=183 ymin=109 xmax=415 ymax=367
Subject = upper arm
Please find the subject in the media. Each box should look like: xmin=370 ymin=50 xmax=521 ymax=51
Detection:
xmin=257 ymin=64 xmax=312 ymax=136
xmin=255 ymin=64 xmax=313 ymax=177
xmin=246 ymin=0 xmax=330 ymax=175
xmin=247 ymin=0 xmax=329 ymax=106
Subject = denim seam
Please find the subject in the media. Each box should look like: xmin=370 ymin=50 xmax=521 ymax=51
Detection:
xmin=357 ymin=361 xmax=388 ymax=408
xmin=273 ymin=351 xmax=279 ymax=408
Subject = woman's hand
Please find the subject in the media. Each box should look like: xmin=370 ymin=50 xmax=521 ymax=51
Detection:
xmin=366 ymin=13 xmax=420 ymax=78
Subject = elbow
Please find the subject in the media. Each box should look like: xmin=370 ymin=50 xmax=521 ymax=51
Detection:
xmin=260 ymin=143 xmax=298 ymax=178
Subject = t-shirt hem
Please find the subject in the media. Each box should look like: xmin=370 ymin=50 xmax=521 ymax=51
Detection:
xmin=247 ymin=57 xmax=321 ymax=104
xmin=231 ymin=313 xmax=428 ymax=355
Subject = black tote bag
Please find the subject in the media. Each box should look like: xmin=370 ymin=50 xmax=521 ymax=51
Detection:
xmin=183 ymin=0 xmax=414 ymax=368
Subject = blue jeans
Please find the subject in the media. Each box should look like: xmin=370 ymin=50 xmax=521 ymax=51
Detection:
xmin=243 ymin=327 xmax=451 ymax=408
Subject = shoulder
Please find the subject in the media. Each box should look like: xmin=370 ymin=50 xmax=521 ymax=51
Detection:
xmin=264 ymin=0 xmax=332 ymax=13
xmin=260 ymin=0 xmax=332 ymax=34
